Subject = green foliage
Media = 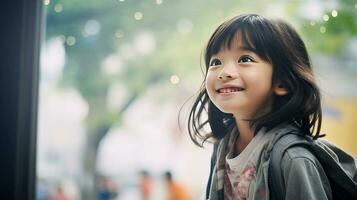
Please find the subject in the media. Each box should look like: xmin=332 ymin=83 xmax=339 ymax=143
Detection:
xmin=300 ymin=1 xmax=357 ymax=54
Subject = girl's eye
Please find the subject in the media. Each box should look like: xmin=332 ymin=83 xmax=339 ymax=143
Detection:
xmin=238 ymin=55 xmax=254 ymax=63
xmin=209 ymin=59 xmax=222 ymax=66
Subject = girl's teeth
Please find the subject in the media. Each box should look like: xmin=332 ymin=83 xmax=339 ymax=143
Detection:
xmin=219 ymin=88 xmax=241 ymax=93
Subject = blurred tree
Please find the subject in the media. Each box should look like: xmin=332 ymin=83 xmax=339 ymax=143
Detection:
xmin=299 ymin=0 xmax=357 ymax=54
xmin=44 ymin=0 xmax=357 ymax=199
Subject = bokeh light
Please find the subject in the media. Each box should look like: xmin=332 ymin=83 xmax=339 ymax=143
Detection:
xmin=170 ymin=75 xmax=180 ymax=85
xmin=43 ymin=0 xmax=50 ymax=6
xmin=331 ymin=10 xmax=338 ymax=17
xmin=82 ymin=20 xmax=101 ymax=37
xmin=134 ymin=12 xmax=143 ymax=20
xmin=323 ymin=14 xmax=329 ymax=21
xmin=54 ymin=4 xmax=63 ymax=13
xmin=320 ymin=26 xmax=326 ymax=33
xmin=134 ymin=32 xmax=156 ymax=55
xmin=66 ymin=36 xmax=76 ymax=46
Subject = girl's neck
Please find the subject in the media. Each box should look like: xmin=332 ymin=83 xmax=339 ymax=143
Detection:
xmin=234 ymin=117 xmax=255 ymax=155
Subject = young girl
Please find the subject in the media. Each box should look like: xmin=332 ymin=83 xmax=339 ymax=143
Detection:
xmin=188 ymin=14 xmax=333 ymax=199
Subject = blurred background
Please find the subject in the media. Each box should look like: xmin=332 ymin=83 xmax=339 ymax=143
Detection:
xmin=36 ymin=0 xmax=357 ymax=199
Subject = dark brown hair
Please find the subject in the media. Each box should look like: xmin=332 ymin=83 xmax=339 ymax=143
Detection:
xmin=188 ymin=14 xmax=323 ymax=147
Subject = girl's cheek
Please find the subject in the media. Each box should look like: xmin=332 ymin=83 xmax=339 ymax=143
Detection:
xmin=205 ymin=74 xmax=215 ymax=95
xmin=205 ymin=79 xmax=212 ymax=92
xmin=205 ymin=72 xmax=212 ymax=84
xmin=207 ymin=74 xmax=216 ymax=86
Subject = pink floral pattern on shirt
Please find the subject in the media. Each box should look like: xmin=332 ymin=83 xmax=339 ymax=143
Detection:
xmin=224 ymin=162 xmax=256 ymax=200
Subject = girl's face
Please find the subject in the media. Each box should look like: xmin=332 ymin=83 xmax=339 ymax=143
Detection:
xmin=205 ymin=32 xmax=276 ymax=119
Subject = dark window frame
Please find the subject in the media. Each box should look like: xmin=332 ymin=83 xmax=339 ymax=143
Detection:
xmin=0 ymin=1 xmax=43 ymax=199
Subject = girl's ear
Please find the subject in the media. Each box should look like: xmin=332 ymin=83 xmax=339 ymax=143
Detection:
xmin=274 ymin=81 xmax=288 ymax=96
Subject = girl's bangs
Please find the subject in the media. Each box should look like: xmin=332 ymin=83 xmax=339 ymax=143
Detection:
xmin=205 ymin=19 xmax=272 ymax=67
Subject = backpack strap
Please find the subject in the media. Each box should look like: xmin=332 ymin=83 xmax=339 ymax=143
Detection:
xmin=269 ymin=133 xmax=357 ymax=200
xmin=309 ymin=140 xmax=357 ymax=199
xmin=268 ymin=132 xmax=310 ymax=200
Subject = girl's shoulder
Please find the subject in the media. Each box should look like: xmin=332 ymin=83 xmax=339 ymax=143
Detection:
xmin=271 ymin=135 xmax=333 ymax=200
xmin=279 ymin=146 xmax=332 ymax=200
xmin=281 ymin=145 xmax=317 ymax=162
xmin=280 ymin=145 xmax=322 ymax=171
xmin=271 ymin=131 xmax=324 ymax=171
xmin=271 ymin=133 xmax=357 ymax=199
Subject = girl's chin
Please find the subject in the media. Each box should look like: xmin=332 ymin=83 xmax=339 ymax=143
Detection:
xmin=215 ymin=105 xmax=254 ymax=118
xmin=214 ymin=105 xmax=242 ymax=114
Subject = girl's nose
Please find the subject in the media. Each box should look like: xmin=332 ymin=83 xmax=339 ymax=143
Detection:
xmin=218 ymin=64 xmax=237 ymax=80
xmin=218 ymin=73 xmax=233 ymax=80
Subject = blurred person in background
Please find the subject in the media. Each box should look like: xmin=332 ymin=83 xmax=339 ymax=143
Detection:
xmin=164 ymin=171 xmax=193 ymax=200
xmin=97 ymin=176 xmax=118 ymax=200
xmin=50 ymin=184 xmax=70 ymax=200
xmin=139 ymin=170 xmax=153 ymax=200
xmin=37 ymin=178 xmax=50 ymax=200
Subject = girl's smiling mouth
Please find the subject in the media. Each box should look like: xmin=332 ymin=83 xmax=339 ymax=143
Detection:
xmin=217 ymin=87 xmax=245 ymax=93
xmin=216 ymin=84 xmax=245 ymax=94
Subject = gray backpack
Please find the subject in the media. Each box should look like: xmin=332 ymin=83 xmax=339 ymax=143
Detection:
xmin=269 ymin=132 xmax=357 ymax=200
